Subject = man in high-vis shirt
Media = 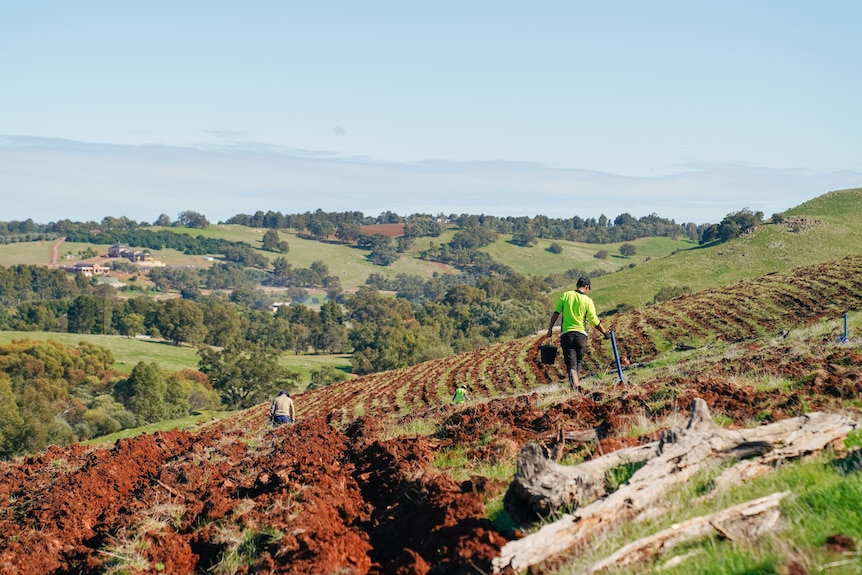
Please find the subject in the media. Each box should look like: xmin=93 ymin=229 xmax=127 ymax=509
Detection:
xmin=546 ymin=276 xmax=610 ymax=390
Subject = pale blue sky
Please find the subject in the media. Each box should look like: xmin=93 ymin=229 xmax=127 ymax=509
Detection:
xmin=2 ymin=1 xmax=860 ymax=225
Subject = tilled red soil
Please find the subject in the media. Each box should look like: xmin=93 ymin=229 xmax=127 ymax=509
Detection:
xmin=0 ymin=414 xmax=511 ymax=575
xmin=3 ymin=341 xmax=861 ymax=574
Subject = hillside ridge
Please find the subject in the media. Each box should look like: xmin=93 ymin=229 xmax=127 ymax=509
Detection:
xmin=2 ymin=191 xmax=862 ymax=574
xmin=2 ymin=255 xmax=859 ymax=572
xmin=287 ymin=254 xmax=862 ymax=427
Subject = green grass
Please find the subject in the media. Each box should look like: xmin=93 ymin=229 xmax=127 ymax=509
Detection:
xmin=0 ymin=331 xmax=201 ymax=374
xmin=0 ymin=330 xmax=354 ymax=381
xmin=378 ymin=415 xmax=439 ymax=440
xmin=0 ymin=240 xmax=99 ymax=267
xmin=554 ymin=449 xmax=862 ymax=574
xmin=0 ymin=241 xmax=55 ymax=266
xmin=480 ymin=236 xmax=695 ymax=277
xmin=589 ymin=187 xmax=862 ymax=311
xmin=280 ymin=352 xmax=354 ymax=385
xmin=80 ymin=410 xmax=232 ymax=446
xmin=272 ymin=233 xmax=456 ymax=288
xmin=151 ymin=224 xmax=267 ymax=243
xmin=433 ymin=446 xmax=517 ymax=483
xmin=161 ymin=225 xmax=458 ymax=289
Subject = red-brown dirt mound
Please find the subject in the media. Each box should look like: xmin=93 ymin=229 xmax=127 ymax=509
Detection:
xmin=0 ymin=416 xmax=505 ymax=574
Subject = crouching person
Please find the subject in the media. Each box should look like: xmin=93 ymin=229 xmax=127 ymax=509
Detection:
xmin=269 ymin=390 xmax=296 ymax=425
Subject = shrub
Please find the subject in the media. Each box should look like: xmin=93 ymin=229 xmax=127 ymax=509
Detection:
xmin=651 ymin=285 xmax=692 ymax=304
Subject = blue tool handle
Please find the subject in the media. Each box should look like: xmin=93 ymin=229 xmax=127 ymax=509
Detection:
xmin=610 ymin=330 xmax=624 ymax=383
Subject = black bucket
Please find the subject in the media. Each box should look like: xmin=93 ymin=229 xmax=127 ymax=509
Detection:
xmin=539 ymin=344 xmax=558 ymax=365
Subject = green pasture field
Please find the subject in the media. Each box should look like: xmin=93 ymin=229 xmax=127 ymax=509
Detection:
xmin=4 ymin=187 xmax=860 ymax=310
xmin=153 ymin=225 xmax=459 ymax=288
xmin=479 ymin=236 xmax=695 ymax=277
xmin=0 ymin=331 xmax=201 ymax=374
xmin=266 ymin=232 xmax=457 ymax=287
xmin=0 ymin=240 xmax=56 ymax=266
xmin=0 ymin=240 xmax=107 ymax=267
xmin=279 ymin=352 xmax=354 ymax=384
xmin=79 ymin=410 xmax=233 ymax=447
xmin=0 ymin=330 xmax=353 ymax=382
xmin=589 ymin=187 xmax=862 ymax=311
xmin=151 ymin=223 xmax=265 ymax=244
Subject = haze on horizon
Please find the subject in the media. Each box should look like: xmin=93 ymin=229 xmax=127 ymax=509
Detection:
xmin=2 ymin=2 xmax=860 ymax=225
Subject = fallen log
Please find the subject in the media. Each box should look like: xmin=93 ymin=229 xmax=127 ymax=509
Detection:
xmin=493 ymin=398 xmax=856 ymax=574
xmin=579 ymin=491 xmax=789 ymax=574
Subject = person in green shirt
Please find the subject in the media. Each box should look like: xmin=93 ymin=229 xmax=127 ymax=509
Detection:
xmin=452 ymin=385 xmax=470 ymax=404
xmin=546 ymin=276 xmax=610 ymax=390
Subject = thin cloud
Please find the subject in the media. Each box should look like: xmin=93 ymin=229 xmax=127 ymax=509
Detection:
xmin=1 ymin=136 xmax=859 ymax=225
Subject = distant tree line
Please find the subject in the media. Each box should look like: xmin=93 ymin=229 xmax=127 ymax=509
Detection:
xmin=62 ymin=228 xmax=237 ymax=256
xmin=1 ymin=207 xmax=769 ymax=249
xmin=222 ymin=209 xmax=701 ymax=244
xmin=0 ymin=211 xmax=210 ymax=238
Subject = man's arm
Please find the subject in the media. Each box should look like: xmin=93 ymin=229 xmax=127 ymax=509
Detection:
xmin=586 ymin=301 xmax=610 ymax=338
xmin=546 ymin=311 xmax=560 ymax=338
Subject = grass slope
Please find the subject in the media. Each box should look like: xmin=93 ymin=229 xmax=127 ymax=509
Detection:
xmin=4 ymin=188 xmax=859 ymax=301
xmin=590 ymin=187 xmax=862 ymax=311
xmin=0 ymin=331 xmax=352 ymax=382
xmin=154 ymin=224 xmax=458 ymax=288
xmin=480 ymin=235 xmax=695 ymax=277
xmin=0 ymin=331 xmax=200 ymax=374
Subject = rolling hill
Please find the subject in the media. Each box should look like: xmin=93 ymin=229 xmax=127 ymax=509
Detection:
xmin=590 ymin=187 xmax=862 ymax=310
xmin=2 ymin=188 xmax=862 ymax=574
xmin=1 ymin=253 xmax=860 ymax=574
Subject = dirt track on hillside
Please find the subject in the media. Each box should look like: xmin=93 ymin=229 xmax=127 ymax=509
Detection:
xmin=49 ymin=237 xmax=65 ymax=266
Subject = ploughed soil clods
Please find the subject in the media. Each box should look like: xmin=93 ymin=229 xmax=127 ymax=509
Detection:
xmin=3 ymin=342 xmax=861 ymax=574
xmin=0 ymin=415 xmax=506 ymax=574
